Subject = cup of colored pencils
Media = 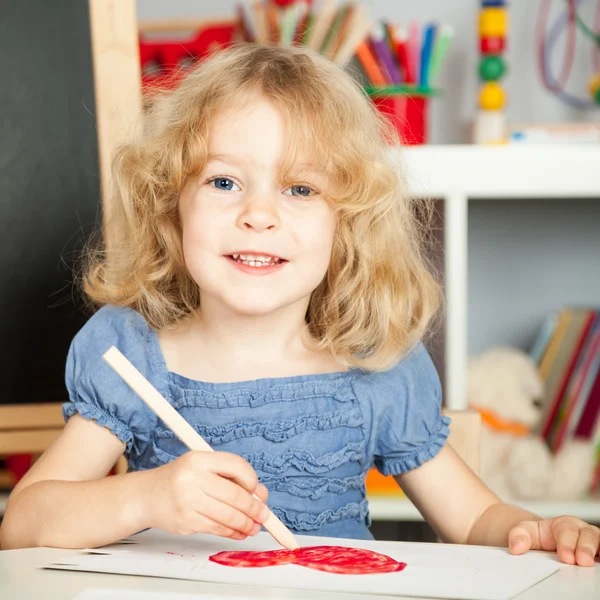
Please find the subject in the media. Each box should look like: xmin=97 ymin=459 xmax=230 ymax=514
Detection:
xmin=361 ymin=19 xmax=454 ymax=145
xmin=236 ymin=1 xmax=453 ymax=145
xmin=236 ymin=0 xmax=373 ymax=68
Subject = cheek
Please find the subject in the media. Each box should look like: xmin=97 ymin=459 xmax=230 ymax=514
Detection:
xmin=293 ymin=213 xmax=336 ymax=289
xmin=181 ymin=202 xmax=222 ymax=252
xmin=180 ymin=207 xmax=223 ymax=281
xmin=181 ymin=223 xmax=206 ymax=269
xmin=298 ymin=211 xmax=337 ymax=259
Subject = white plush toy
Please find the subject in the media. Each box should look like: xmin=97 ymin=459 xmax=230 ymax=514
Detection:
xmin=467 ymin=346 xmax=596 ymax=501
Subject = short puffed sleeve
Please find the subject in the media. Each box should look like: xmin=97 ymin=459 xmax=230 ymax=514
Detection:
xmin=62 ymin=305 xmax=158 ymax=457
xmin=354 ymin=343 xmax=451 ymax=476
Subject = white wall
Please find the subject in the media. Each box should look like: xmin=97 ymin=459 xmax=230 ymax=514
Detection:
xmin=136 ymin=0 xmax=600 ymax=144
xmin=468 ymin=198 xmax=600 ymax=355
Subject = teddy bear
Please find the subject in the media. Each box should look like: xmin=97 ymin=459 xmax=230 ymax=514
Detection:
xmin=467 ymin=346 xmax=596 ymax=501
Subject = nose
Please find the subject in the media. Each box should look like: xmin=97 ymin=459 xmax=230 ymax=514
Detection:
xmin=236 ymin=195 xmax=280 ymax=232
xmin=532 ymin=398 xmax=543 ymax=409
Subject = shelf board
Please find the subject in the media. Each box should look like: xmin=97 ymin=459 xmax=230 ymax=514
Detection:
xmin=368 ymin=496 xmax=600 ymax=523
xmin=394 ymin=144 xmax=600 ymax=199
xmin=4 ymin=493 xmax=598 ymax=528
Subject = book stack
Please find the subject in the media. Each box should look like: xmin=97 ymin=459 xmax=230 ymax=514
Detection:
xmin=530 ymin=308 xmax=600 ymax=496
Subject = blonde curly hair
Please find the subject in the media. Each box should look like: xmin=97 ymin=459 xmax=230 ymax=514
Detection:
xmin=83 ymin=43 xmax=441 ymax=371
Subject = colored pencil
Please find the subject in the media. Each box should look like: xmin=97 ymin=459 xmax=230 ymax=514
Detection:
xmin=419 ymin=23 xmax=436 ymax=88
xmin=408 ymin=20 xmax=420 ymax=88
xmin=238 ymin=1 xmax=255 ymax=42
xmin=392 ymin=26 xmax=414 ymax=84
xmin=353 ymin=39 xmax=387 ymax=85
xmin=383 ymin=20 xmax=398 ymax=61
xmin=371 ymin=22 xmax=401 ymax=85
xmin=250 ymin=0 xmax=268 ymax=44
xmin=333 ymin=3 xmax=371 ymax=67
xmin=280 ymin=2 xmax=304 ymax=45
xmin=321 ymin=4 xmax=349 ymax=58
xmin=307 ymin=0 xmax=338 ymax=51
xmin=293 ymin=2 xmax=310 ymax=45
xmin=266 ymin=0 xmax=280 ymax=44
xmin=327 ymin=2 xmax=356 ymax=60
xmin=428 ymin=25 xmax=454 ymax=84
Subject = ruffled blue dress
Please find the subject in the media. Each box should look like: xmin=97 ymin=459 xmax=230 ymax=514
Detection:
xmin=63 ymin=305 xmax=451 ymax=540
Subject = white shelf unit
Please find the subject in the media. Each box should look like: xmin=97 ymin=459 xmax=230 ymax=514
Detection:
xmin=369 ymin=144 xmax=600 ymax=524
xmin=393 ymin=144 xmax=600 ymax=411
xmin=368 ymin=497 xmax=600 ymax=523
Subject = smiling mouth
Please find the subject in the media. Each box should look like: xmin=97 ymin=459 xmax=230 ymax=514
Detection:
xmin=227 ymin=253 xmax=288 ymax=267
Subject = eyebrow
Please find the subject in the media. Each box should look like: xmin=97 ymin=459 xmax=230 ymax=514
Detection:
xmin=206 ymin=153 xmax=247 ymax=166
xmin=206 ymin=153 xmax=329 ymax=179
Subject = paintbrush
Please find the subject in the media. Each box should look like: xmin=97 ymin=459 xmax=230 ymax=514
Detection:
xmin=102 ymin=345 xmax=300 ymax=551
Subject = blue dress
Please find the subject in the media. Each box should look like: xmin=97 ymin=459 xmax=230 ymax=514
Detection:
xmin=63 ymin=305 xmax=451 ymax=541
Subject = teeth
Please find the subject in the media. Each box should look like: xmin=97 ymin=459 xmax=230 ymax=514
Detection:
xmin=231 ymin=253 xmax=282 ymax=267
xmin=235 ymin=254 xmax=275 ymax=263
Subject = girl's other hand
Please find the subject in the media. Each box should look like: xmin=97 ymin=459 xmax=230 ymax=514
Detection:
xmin=508 ymin=516 xmax=600 ymax=566
xmin=141 ymin=451 xmax=270 ymax=541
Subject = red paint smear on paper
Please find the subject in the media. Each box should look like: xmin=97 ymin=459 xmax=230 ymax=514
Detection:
xmin=209 ymin=545 xmax=407 ymax=575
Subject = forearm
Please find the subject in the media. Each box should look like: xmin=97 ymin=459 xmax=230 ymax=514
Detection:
xmin=0 ymin=470 xmax=153 ymax=550
xmin=467 ymin=501 xmax=542 ymax=547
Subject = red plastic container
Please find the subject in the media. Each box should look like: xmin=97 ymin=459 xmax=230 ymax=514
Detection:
xmin=369 ymin=93 xmax=429 ymax=145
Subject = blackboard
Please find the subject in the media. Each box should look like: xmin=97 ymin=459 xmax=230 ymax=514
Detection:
xmin=0 ymin=2 xmax=101 ymax=404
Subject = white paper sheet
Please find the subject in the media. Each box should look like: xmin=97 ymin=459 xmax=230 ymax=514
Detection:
xmin=73 ymin=591 xmax=247 ymax=600
xmin=44 ymin=529 xmax=564 ymax=600
xmin=73 ymin=590 xmax=249 ymax=600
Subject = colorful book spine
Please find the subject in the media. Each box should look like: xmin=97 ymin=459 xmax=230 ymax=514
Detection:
xmin=541 ymin=310 xmax=596 ymax=444
xmin=549 ymin=317 xmax=600 ymax=451
xmin=532 ymin=308 xmax=600 ymax=487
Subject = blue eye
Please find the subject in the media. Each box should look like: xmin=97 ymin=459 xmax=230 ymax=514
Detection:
xmin=209 ymin=177 xmax=240 ymax=192
xmin=284 ymin=185 xmax=314 ymax=198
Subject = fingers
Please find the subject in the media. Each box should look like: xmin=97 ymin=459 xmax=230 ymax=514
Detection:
xmin=188 ymin=513 xmax=250 ymax=541
xmin=206 ymin=473 xmax=270 ymax=524
xmin=552 ymin=517 xmax=584 ymax=565
xmin=509 ymin=517 xmax=600 ymax=567
xmin=207 ymin=452 xmax=261 ymax=495
xmin=255 ymin=482 xmax=269 ymax=503
xmin=199 ymin=494 xmax=264 ymax=538
xmin=508 ymin=520 xmax=541 ymax=555
xmin=574 ymin=525 xmax=600 ymax=567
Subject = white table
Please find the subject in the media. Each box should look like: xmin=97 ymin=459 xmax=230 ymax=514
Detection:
xmin=0 ymin=546 xmax=599 ymax=600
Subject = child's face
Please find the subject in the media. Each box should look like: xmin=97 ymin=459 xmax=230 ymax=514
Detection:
xmin=179 ymin=96 xmax=338 ymax=319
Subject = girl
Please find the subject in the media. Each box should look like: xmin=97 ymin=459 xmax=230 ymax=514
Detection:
xmin=1 ymin=44 xmax=598 ymax=566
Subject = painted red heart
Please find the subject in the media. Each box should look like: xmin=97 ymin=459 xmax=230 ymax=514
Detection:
xmin=209 ymin=545 xmax=407 ymax=574
xmin=208 ymin=548 xmax=295 ymax=568
xmin=292 ymin=545 xmax=406 ymax=574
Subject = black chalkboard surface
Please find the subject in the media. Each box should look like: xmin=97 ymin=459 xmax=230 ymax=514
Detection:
xmin=0 ymin=2 xmax=101 ymax=404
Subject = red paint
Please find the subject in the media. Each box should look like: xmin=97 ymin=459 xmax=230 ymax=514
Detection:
xmin=293 ymin=546 xmax=406 ymax=574
xmin=209 ymin=545 xmax=407 ymax=575
xmin=209 ymin=548 xmax=295 ymax=568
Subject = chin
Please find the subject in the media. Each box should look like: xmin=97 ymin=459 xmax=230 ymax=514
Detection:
xmin=223 ymin=295 xmax=292 ymax=317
